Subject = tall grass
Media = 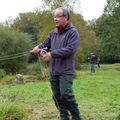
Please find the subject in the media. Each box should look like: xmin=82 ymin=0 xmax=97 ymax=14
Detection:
xmin=0 ymin=103 xmax=28 ymax=120
xmin=0 ymin=64 xmax=119 ymax=120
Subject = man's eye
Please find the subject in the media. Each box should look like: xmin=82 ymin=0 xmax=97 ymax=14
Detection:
xmin=53 ymin=15 xmax=64 ymax=18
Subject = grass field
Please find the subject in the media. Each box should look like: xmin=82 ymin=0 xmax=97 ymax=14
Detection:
xmin=0 ymin=64 xmax=120 ymax=120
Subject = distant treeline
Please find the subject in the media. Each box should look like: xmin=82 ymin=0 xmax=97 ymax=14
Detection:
xmin=0 ymin=0 xmax=119 ymax=74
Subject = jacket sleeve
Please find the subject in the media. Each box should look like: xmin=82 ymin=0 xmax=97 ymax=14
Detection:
xmin=51 ymin=30 xmax=80 ymax=58
xmin=38 ymin=33 xmax=51 ymax=50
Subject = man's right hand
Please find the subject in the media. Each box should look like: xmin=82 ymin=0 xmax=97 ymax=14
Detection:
xmin=30 ymin=46 xmax=41 ymax=54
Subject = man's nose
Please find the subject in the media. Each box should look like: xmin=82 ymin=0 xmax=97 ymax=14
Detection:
xmin=53 ymin=17 xmax=58 ymax=21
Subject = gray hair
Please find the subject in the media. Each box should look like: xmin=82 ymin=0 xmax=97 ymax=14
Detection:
xmin=57 ymin=7 xmax=70 ymax=20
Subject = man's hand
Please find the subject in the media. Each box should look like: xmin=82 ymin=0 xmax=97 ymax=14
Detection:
xmin=31 ymin=46 xmax=51 ymax=61
xmin=30 ymin=46 xmax=41 ymax=54
xmin=42 ymin=52 xmax=52 ymax=62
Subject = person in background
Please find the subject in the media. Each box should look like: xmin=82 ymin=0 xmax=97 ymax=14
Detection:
xmin=88 ymin=53 xmax=96 ymax=73
xmin=31 ymin=7 xmax=81 ymax=120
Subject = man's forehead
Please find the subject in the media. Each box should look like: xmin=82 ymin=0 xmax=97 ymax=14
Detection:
xmin=54 ymin=8 xmax=63 ymax=15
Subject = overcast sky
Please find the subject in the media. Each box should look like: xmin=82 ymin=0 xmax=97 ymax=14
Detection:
xmin=0 ymin=0 xmax=107 ymax=22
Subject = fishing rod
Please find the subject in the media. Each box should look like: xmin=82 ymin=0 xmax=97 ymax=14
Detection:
xmin=0 ymin=48 xmax=48 ymax=61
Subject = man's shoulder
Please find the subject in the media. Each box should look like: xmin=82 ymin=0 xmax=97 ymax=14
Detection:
xmin=49 ymin=28 xmax=58 ymax=35
xmin=70 ymin=23 xmax=78 ymax=28
xmin=68 ymin=24 xmax=79 ymax=34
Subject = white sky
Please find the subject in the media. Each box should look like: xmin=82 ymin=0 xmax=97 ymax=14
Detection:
xmin=80 ymin=0 xmax=107 ymax=20
xmin=0 ymin=0 xmax=107 ymax=22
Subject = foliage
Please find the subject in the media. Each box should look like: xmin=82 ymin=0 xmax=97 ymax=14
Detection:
xmin=11 ymin=11 xmax=56 ymax=44
xmin=11 ymin=12 xmax=40 ymax=43
xmin=36 ymin=11 xmax=54 ymax=42
xmin=0 ymin=69 xmax=6 ymax=79
xmin=70 ymin=12 xmax=97 ymax=63
xmin=0 ymin=26 xmax=32 ymax=73
xmin=95 ymin=0 xmax=120 ymax=63
xmin=25 ymin=59 xmax=49 ymax=80
xmin=0 ymin=103 xmax=28 ymax=120
xmin=116 ymin=113 xmax=120 ymax=120
xmin=28 ymin=53 xmax=38 ymax=63
xmin=1 ymin=75 xmax=15 ymax=84
xmin=41 ymin=0 xmax=78 ymax=11
xmin=75 ymin=47 xmax=84 ymax=69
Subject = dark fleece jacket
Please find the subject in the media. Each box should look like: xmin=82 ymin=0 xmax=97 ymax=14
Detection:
xmin=38 ymin=23 xmax=80 ymax=75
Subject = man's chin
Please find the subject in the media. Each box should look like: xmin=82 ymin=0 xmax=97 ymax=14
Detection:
xmin=55 ymin=25 xmax=59 ymax=28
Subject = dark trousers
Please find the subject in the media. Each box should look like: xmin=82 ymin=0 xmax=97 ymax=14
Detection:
xmin=50 ymin=74 xmax=81 ymax=120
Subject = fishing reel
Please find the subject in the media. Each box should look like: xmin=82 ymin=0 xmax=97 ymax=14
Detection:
xmin=38 ymin=48 xmax=47 ymax=57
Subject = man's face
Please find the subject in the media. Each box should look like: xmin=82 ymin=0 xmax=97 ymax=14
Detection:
xmin=53 ymin=8 xmax=68 ymax=28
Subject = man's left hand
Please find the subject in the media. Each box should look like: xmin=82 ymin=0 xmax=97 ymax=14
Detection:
xmin=42 ymin=52 xmax=52 ymax=62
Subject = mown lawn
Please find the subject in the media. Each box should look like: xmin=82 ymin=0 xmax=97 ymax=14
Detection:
xmin=0 ymin=64 xmax=120 ymax=120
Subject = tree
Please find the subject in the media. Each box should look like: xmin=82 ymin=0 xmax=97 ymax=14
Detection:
xmin=0 ymin=26 xmax=32 ymax=73
xmin=11 ymin=12 xmax=40 ymax=43
xmin=41 ymin=0 xmax=77 ymax=11
xmin=95 ymin=0 xmax=120 ymax=63
xmin=70 ymin=12 xmax=97 ymax=64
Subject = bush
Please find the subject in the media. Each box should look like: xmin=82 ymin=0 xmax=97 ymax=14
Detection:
xmin=0 ymin=103 xmax=28 ymax=120
xmin=25 ymin=59 xmax=49 ymax=81
xmin=1 ymin=75 xmax=15 ymax=84
xmin=0 ymin=26 xmax=32 ymax=74
xmin=0 ymin=69 xmax=6 ymax=79
xmin=116 ymin=112 xmax=120 ymax=120
xmin=75 ymin=47 xmax=84 ymax=70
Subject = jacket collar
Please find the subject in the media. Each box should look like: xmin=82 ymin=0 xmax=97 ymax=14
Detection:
xmin=54 ymin=23 xmax=74 ymax=34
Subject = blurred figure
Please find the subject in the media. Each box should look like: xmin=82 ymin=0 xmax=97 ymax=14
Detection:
xmin=88 ymin=53 xmax=97 ymax=73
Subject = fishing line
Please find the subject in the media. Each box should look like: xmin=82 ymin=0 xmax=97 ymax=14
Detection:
xmin=0 ymin=52 xmax=29 ymax=61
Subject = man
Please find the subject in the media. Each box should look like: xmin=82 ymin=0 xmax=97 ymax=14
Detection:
xmin=31 ymin=7 xmax=81 ymax=120
xmin=88 ymin=53 xmax=96 ymax=73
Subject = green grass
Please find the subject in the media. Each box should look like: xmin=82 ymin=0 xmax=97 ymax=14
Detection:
xmin=0 ymin=103 xmax=28 ymax=120
xmin=0 ymin=64 xmax=120 ymax=120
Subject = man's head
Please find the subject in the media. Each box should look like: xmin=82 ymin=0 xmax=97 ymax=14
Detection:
xmin=53 ymin=7 xmax=70 ymax=29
